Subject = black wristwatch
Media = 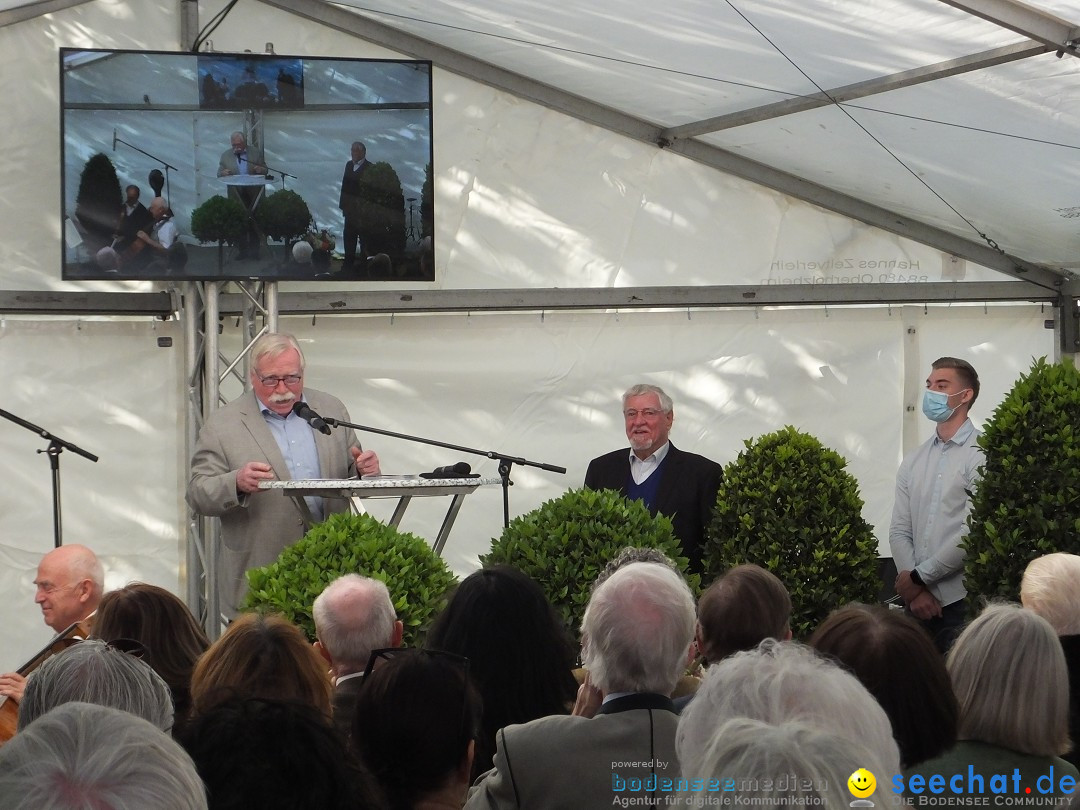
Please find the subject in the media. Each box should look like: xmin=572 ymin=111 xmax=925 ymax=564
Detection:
xmin=910 ymin=569 xmax=926 ymax=588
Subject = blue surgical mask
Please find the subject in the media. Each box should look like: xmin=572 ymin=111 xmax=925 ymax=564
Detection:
xmin=922 ymin=389 xmax=968 ymax=423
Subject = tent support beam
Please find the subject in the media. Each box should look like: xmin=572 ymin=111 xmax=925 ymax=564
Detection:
xmin=258 ymin=0 xmax=1067 ymax=291
xmin=662 ymin=41 xmax=1048 ymax=140
xmin=936 ymin=0 xmax=1080 ymax=54
xmin=215 ymin=281 xmax=1057 ymax=316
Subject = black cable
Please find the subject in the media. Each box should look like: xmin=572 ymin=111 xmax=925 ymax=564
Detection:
xmin=342 ymin=4 xmax=794 ymax=97
xmin=722 ymin=0 xmax=1012 ymax=254
xmin=840 ymin=102 xmax=1080 ymax=152
xmin=190 ymin=0 xmax=242 ymax=54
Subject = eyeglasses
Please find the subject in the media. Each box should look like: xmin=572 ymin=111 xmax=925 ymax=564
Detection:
xmin=362 ymin=647 xmax=473 ymax=740
xmin=623 ymin=408 xmax=665 ymax=420
xmin=362 ymin=647 xmax=468 ymax=680
xmin=255 ymin=373 xmax=302 ymax=387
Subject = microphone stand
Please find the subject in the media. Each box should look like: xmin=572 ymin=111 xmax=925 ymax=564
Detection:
xmin=322 ymin=418 xmax=565 ymax=528
xmin=259 ymin=162 xmax=297 ymax=189
xmin=0 ymin=408 xmax=100 ymax=548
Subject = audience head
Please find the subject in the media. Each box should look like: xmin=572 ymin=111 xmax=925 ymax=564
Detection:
xmin=592 ymin=546 xmax=681 ymax=593
xmin=19 ymin=638 xmax=174 ymax=732
xmin=181 ymin=697 xmax=385 ymax=810
xmin=697 ymin=564 xmax=791 ymax=663
xmin=809 ymin=603 xmax=957 ymax=767
xmin=33 ymin=544 xmax=104 ymax=633
xmin=677 ymin=640 xmax=900 ymax=781
xmin=581 ymin=561 xmax=695 ymax=696
xmin=189 ymin=612 xmax=332 ymax=718
xmin=1021 ymin=552 xmax=1080 ymax=636
xmin=92 ymin=582 xmax=210 ymax=729
xmin=313 ymin=574 xmax=402 ymax=677
xmin=932 ymin=356 xmax=980 ymax=405
xmin=351 ymin=649 xmax=479 ymax=810
xmin=682 ymin=717 xmax=892 ymax=810
xmin=948 ymin=601 xmax=1070 ymax=756
xmin=0 ymin=702 xmax=206 ymax=810
xmin=426 ymin=565 xmax=577 ymax=778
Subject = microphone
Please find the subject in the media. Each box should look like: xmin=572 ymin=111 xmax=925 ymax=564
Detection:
xmin=422 ymin=462 xmax=473 ymax=479
xmin=112 ymin=129 xmax=117 ymax=151
xmin=291 ymin=401 xmax=331 ymax=435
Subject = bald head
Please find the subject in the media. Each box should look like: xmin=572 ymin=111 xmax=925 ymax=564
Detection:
xmin=313 ymin=575 xmax=402 ymax=676
xmin=34 ymin=545 xmax=104 ymax=633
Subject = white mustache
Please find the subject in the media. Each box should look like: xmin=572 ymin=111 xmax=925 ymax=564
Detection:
xmin=268 ymin=391 xmax=297 ymax=404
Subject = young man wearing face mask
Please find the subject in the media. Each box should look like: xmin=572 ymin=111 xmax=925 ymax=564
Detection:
xmin=889 ymin=357 xmax=983 ymax=653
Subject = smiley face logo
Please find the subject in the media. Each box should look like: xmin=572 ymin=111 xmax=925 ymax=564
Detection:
xmin=848 ymin=769 xmax=877 ymax=799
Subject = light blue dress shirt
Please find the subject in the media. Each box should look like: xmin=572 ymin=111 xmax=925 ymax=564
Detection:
xmin=889 ymin=418 xmax=984 ymax=608
xmin=260 ymin=399 xmax=324 ymax=521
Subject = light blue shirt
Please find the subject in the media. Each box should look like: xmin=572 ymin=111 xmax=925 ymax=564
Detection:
xmin=889 ymin=418 xmax=983 ymax=608
xmin=260 ymin=398 xmax=324 ymax=521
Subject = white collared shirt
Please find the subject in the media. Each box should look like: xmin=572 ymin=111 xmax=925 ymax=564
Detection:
xmin=628 ymin=442 xmax=670 ymax=485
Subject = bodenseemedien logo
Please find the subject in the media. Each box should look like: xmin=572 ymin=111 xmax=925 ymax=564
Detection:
xmin=848 ymin=768 xmax=877 ymax=807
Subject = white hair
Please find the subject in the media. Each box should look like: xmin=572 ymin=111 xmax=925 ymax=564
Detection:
xmin=677 ymin=640 xmax=900 ymax=780
xmin=621 ymin=384 xmax=673 ymax=413
xmin=681 ymin=717 xmax=894 ymax=809
xmin=250 ymin=332 xmax=305 ymax=372
xmin=313 ymin=574 xmax=398 ymax=675
xmin=18 ymin=639 xmax=174 ymax=732
xmin=582 ymin=562 xmax=695 ymax=695
xmin=0 ymin=702 xmax=207 ymax=810
xmin=1021 ymin=552 xmax=1080 ymax=636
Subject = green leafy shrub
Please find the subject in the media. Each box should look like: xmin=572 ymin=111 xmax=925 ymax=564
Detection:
xmin=190 ymin=195 xmax=248 ymax=272
xmin=358 ymin=161 xmax=406 ymax=257
xmin=482 ymin=488 xmax=698 ymax=637
xmin=964 ymin=357 xmax=1080 ymax=604
xmin=190 ymin=195 xmax=247 ymax=245
xmin=704 ymin=426 xmax=879 ymax=638
xmin=255 ymin=188 xmax=312 ymax=244
xmin=243 ymin=512 xmax=457 ymax=646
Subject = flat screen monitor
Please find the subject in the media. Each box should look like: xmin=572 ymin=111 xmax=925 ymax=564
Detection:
xmin=61 ymin=48 xmax=435 ymax=281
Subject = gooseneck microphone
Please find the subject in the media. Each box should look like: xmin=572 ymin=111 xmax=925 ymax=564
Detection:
xmin=292 ymin=401 xmax=332 ymax=435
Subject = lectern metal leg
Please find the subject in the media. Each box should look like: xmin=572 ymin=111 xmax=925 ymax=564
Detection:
xmin=389 ymin=496 xmax=412 ymax=527
xmin=433 ymin=494 xmax=467 ymax=557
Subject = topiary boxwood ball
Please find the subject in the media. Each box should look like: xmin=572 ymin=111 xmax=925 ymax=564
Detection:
xmin=482 ymin=487 xmax=697 ymax=638
xmin=963 ymin=357 xmax=1080 ymax=606
xmin=704 ymin=426 xmax=880 ymax=639
xmin=243 ymin=512 xmax=457 ymax=646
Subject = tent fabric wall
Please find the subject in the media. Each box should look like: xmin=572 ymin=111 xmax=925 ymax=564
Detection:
xmin=0 ymin=318 xmax=185 ymax=666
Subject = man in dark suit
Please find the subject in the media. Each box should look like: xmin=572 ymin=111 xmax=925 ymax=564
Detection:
xmin=113 ymin=185 xmax=152 ymax=253
xmin=186 ymin=332 xmax=381 ymax=617
xmin=584 ymin=384 xmax=722 ymax=573
xmin=339 ymin=141 xmax=370 ymax=272
xmin=466 ymin=562 xmax=696 ymax=809
xmin=312 ymin=574 xmax=403 ymax=738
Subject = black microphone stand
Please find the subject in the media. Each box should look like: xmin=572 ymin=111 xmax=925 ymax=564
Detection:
xmin=322 ymin=418 xmax=565 ymax=528
xmin=0 ymin=408 xmax=100 ymax=547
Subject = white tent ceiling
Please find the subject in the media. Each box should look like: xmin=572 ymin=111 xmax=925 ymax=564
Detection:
xmin=262 ymin=0 xmax=1080 ymax=289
